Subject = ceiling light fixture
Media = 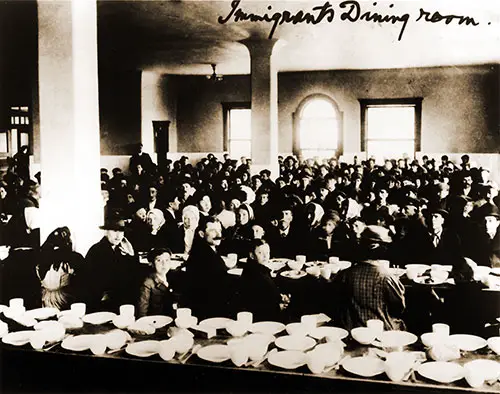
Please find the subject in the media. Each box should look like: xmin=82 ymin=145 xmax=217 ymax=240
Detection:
xmin=206 ymin=64 xmax=223 ymax=82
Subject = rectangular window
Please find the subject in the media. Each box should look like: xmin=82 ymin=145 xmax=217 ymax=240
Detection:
xmin=360 ymin=98 xmax=422 ymax=159
xmin=223 ymin=103 xmax=251 ymax=159
xmin=0 ymin=132 xmax=8 ymax=153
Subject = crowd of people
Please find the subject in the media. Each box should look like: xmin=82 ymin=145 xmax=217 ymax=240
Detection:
xmin=0 ymin=143 xmax=499 ymax=335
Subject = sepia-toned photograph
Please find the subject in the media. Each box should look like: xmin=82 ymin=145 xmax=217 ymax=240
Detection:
xmin=0 ymin=0 xmax=499 ymax=392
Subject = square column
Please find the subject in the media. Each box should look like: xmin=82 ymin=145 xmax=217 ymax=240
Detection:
xmin=38 ymin=0 xmax=102 ymax=254
xmin=243 ymin=40 xmax=280 ymax=178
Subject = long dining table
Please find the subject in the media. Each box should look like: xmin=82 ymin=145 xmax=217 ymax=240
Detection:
xmin=1 ymin=305 xmax=500 ymax=393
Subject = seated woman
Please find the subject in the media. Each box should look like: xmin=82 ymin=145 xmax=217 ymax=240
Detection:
xmin=137 ymin=248 xmax=179 ymax=318
xmin=36 ymin=227 xmax=84 ymax=310
xmin=238 ymin=239 xmax=290 ymax=323
xmin=221 ymin=203 xmax=254 ymax=257
xmin=307 ymin=210 xmax=343 ymax=261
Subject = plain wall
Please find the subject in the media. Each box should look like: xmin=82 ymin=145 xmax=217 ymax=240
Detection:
xmin=278 ymin=65 xmax=500 ymax=154
xmin=170 ymin=64 xmax=499 ymax=155
xmin=176 ymin=75 xmax=251 ymax=152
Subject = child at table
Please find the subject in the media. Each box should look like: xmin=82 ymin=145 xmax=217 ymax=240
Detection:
xmin=137 ymin=248 xmax=178 ymax=317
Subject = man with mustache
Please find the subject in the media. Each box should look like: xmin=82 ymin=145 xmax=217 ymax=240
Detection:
xmin=183 ymin=216 xmax=236 ymax=319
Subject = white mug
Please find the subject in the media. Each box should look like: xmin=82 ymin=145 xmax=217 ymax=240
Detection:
xmin=367 ymin=319 xmax=384 ymax=337
xmin=70 ymin=303 xmax=86 ymax=318
xmin=177 ymin=308 xmax=192 ymax=319
xmin=432 ymin=323 xmax=450 ymax=337
xmin=237 ymin=311 xmax=253 ymax=328
xmin=120 ymin=304 xmax=135 ymax=318
xmin=9 ymin=298 xmax=24 ymax=309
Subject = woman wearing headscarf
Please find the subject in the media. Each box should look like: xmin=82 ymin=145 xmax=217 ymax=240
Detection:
xmin=36 ymin=227 xmax=84 ymax=310
xmin=145 ymin=208 xmax=169 ymax=250
xmin=220 ymin=203 xmax=254 ymax=257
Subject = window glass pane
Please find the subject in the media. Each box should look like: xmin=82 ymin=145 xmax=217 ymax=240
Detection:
xmin=229 ymin=140 xmax=251 ymax=159
xmin=25 ymin=117 xmax=29 ymax=125
xmin=20 ymin=106 xmax=28 ymax=112
xmin=20 ymin=132 xmax=29 ymax=147
xmin=229 ymin=109 xmax=251 ymax=140
xmin=11 ymin=106 xmax=19 ymax=111
xmin=299 ymin=98 xmax=339 ymax=154
xmin=14 ymin=117 xmax=19 ymax=125
xmin=367 ymin=140 xmax=414 ymax=158
xmin=302 ymin=100 xmax=338 ymax=119
xmin=367 ymin=106 xmax=415 ymax=139
xmin=0 ymin=133 xmax=8 ymax=153
xmin=20 ymin=117 xmax=25 ymax=125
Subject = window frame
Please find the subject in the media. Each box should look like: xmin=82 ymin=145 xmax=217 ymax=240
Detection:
xmin=222 ymin=102 xmax=251 ymax=156
xmin=293 ymin=94 xmax=343 ymax=159
xmin=359 ymin=98 xmax=422 ymax=156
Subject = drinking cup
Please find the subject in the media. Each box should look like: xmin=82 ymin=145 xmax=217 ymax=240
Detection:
xmin=328 ymin=256 xmax=339 ymax=264
xmin=367 ymin=319 xmax=384 ymax=337
xmin=176 ymin=308 xmax=192 ymax=319
xmin=229 ymin=341 xmax=249 ymax=367
xmin=237 ymin=311 xmax=253 ymax=329
xmin=226 ymin=253 xmax=238 ymax=268
xmin=432 ymin=323 xmax=450 ymax=338
xmin=120 ymin=304 xmax=135 ymax=318
xmin=301 ymin=315 xmax=317 ymax=333
xmin=9 ymin=298 xmax=23 ymax=309
xmin=70 ymin=303 xmax=86 ymax=318
xmin=320 ymin=266 xmax=332 ymax=280
xmin=296 ymin=255 xmax=306 ymax=265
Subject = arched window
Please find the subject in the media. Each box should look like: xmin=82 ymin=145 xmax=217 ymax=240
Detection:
xmin=297 ymin=96 xmax=341 ymax=160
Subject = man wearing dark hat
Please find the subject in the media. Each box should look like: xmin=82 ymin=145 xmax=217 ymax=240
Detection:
xmin=76 ymin=216 xmax=139 ymax=313
xmin=330 ymin=225 xmax=406 ymax=330
xmin=405 ymin=207 xmax=463 ymax=266
xmin=467 ymin=204 xmax=500 ymax=267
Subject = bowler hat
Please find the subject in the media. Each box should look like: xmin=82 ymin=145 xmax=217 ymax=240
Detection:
xmin=99 ymin=217 xmax=126 ymax=231
xmin=476 ymin=203 xmax=500 ymax=219
xmin=361 ymin=226 xmax=392 ymax=244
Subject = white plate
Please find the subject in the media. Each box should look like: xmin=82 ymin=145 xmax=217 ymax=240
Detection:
xmin=464 ymin=359 xmax=500 ymax=381
xmin=388 ymin=268 xmax=406 ymax=277
xmin=82 ymin=312 xmax=117 ymax=325
xmin=197 ymin=344 xmax=230 ymax=363
xmin=2 ymin=330 xmax=34 ymax=346
xmin=280 ymin=270 xmax=307 ymax=279
xmin=228 ymin=268 xmax=243 ymax=276
xmin=61 ymin=335 xmax=97 ymax=351
xmin=309 ymin=326 xmax=349 ymax=340
xmin=491 ymin=268 xmax=500 ymax=276
xmin=0 ymin=304 xmax=8 ymax=313
xmin=417 ymin=362 xmax=464 ymax=383
xmin=171 ymin=253 xmax=186 ymax=260
xmin=11 ymin=314 xmax=37 ymax=328
xmin=250 ymin=321 xmax=286 ymax=335
xmin=198 ymin=317 xmax=234 ymax=330
xmin=378 ymin=331 xmax=418 ymax=348
xmin=24 ymin=307 xmax=59 ymax=320
xmin=58 ymin=315 xmax=84 ymax=329
xmin=239 ymin=257 xmax=248 ymax=263
xmin=275 ymin=335 xmax=316 ymax=351
xmin=34 ymin=320 xmax=64 ymax=331
xmin=135 ymin=315 xmax=173 ymax=329
xmin=126 ymin=340 xmax=161 ymax=357
xmin=266 ymin=260 xmax=288 ymax=272
xmin=268 ymin=350 xmax=307 ymax=370
xmin=431 ymin=264 xmax=453 ymax=272
xmin=342 ymin=356 xmax=385 ymax=377
xmin=448 ymin=334 xmax=487 ymax=352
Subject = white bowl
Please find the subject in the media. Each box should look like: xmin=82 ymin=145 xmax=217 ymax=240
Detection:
xmin=288 ymin=260 xmax=304 ymax=271
xmin=286 ymin=322 xmax=309 ymax=337
xmin=421 ymin=332 xmax=449 ymax=348
xmin=226 ymin=321 xmax=247 ymax=337
xmin=159 ymin=341 xmax=176 ymax=361
xmin=487 ymin=337 xmax=500 ymax=355
xmin=306 ymin=266 xmax=321 ymax=277
xmin=170 ymin=334 xmax=194 ymax=354
xmin=351 ymin=327 xmax=377 ymax=345
xmin=175 ymin=316 xmax=197 ymax=329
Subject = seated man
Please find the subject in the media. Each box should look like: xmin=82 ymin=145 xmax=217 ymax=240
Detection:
xmin=331 ymin=226 xmax=406 ymax=330
xmin=76 ymin=217 xmax=139 ymax=313
xmin=468 ymin=204 xmax=500 ymax=267
xmin=183 ymin=216 xmax=236 ymax=319
xmin=238 ymin=239 xmax=290 ymax=322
